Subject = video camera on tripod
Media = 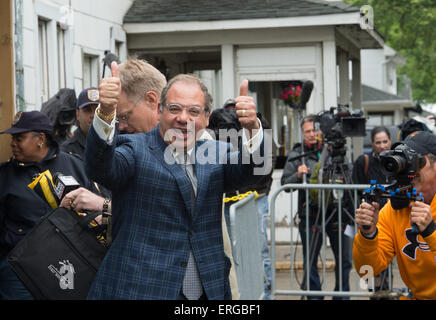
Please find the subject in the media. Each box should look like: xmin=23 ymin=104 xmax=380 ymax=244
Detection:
xmin=314 ymin=105 xmax=366 ymax=164
xmin=362 ymin=142 xmax=426 ymax=231
xmin=315 ymin=105 xmax=366 ymax=140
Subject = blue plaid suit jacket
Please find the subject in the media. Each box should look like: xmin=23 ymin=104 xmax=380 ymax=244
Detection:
xmin=84 ymin=125 xmax=264 ymax=299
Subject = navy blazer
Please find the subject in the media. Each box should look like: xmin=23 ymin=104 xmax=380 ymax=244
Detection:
xmin=84 ymin=125 xmax=264 ymax=300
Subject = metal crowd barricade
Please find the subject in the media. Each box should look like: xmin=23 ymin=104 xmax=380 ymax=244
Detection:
xmin=270 ymin=183 xmax=397 ymax=299
xmin=229 ymin=193 xmax=265 ymax=300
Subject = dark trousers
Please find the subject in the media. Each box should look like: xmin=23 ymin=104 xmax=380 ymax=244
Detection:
xmin=298 ymin=217 xmax=352 ymax=300
xmin=0 ymin=258 xmax=33 ymax=300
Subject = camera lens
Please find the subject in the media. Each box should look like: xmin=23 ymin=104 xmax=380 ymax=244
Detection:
xmin=58 ymin=110 xmax=76 ymax=125
xmin=381 ymin=155 xmax=406 ymax=176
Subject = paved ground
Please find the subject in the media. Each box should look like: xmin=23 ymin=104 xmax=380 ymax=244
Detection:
xmin=272 ymin=244 xmax=408 ymax=300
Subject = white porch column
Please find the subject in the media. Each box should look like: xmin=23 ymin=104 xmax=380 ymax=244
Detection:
xmin=351 ymin=57 xmax=362 ymax=110
xmin=322 ymin=40 xmax=337 ymax=109
xmin=221 ymin=44 xmax=235 ymax=102
xmin=338 ymin=49 xmax=349 ymax=105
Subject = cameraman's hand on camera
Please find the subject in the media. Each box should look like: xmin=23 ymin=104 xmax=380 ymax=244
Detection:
xmin=98 ymin=61 xmax=121 ymax=121
xmin=60 ymin=187 xmax=105 ymax=214
xmin=356 ymin=201 xmax=380 ymax=235
xmin=297 ymin=164 xmax=310 ymax=180
xmin=410 ymin=201 xmax=433 ymax=233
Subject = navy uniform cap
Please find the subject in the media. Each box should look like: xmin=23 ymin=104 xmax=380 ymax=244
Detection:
xmin=77 ymin=87 xmax=99 ymax=109
xmin=404 ymin=131 xmax=436 ymax=155
xmin=0 ymin=111 xmax=53 ymax=135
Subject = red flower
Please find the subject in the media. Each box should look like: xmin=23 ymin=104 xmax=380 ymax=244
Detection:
xmin=279 ymin=83 xmax=301 ymax=105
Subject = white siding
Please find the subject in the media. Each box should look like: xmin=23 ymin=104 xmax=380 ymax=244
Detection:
xmin=19 ymin=0 xmax=133 ymax=112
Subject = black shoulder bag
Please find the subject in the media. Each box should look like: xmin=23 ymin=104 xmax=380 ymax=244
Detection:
xmin=7 ymin=207 xmax=108 ymax=300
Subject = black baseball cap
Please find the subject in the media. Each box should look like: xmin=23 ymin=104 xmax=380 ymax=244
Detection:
xmin=76 ymin=87 xmax=99 ymax=109
xmin=0 ymin=111 xmax=53 ymax=135
xmin=404 ymin=131 xmax=436 ymax=155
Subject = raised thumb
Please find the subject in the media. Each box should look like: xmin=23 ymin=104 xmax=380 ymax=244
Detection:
xmin=111 ymin=61 xmax=120 ymax=78
xmin=239 ymin=79 xmax=248 ymax=96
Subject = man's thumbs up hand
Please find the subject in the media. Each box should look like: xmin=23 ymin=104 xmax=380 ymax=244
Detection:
xmin=235 ymin=79 xmax=259 ymax=133
xmin=110 ymin=61 xmax=120 ymax=78
xmin=98 ymin=61 xmax=121 ymax=120
xmin=239 ymin=79 xmax=249 ymax=97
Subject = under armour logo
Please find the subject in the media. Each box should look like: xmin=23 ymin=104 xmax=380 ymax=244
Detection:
xmin=402 ymin=228 xmax=430 ymax=260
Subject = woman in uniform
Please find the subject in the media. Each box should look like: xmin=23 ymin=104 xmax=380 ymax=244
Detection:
xmin=0 ymin=111 xmax=96 ymax=299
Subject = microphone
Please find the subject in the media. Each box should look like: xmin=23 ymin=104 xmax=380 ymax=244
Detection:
xmin=103 ymin=50 xmax=120 ymax=68
xmin=299 ymin=81 xmax=314 ymax=109
xmin=102 ymin=50 xmax=120 ymax=78
xmin=53 ymin=172 xmax=80 ymax=203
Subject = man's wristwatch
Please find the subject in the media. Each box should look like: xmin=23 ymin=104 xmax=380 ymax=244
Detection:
xmin=102 ymin=198 xmax=111 ymax=214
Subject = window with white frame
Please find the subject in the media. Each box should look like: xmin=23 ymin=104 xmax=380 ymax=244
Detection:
xmin=367 ymin=112 xmax=394 ymax=126
xmin=115 ymin=41 xmax=123 ymax=61
xmin=57 ymin=23 xmax=66 ymax=88
xmin=35 ymin=2 xmax=73 ymax=109
xmin=83 ymin=54 xmax=99 ymax=88
xmin=38 ymin=18 xmax=49 ymax=103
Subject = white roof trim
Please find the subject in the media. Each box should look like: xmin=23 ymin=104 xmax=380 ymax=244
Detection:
xmin=124 ymin=12 xmax=361 ymax=34
xmin=363 ymin=100 xmax=414 ymax=108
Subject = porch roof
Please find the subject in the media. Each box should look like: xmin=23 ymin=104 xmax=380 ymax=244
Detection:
xmin=124 ymin=0 xmax=384 ymax=49
xmin=362 ymin=84 xmax=414 ymax=108
xmin=124 ymin=0 xmax=358 ymax=23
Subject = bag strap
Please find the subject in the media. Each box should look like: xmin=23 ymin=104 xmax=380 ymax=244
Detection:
xmin=78 ymin=211 xmax=101 ymax=228
xmin=364 ymin=154 xmax=369 ymax=179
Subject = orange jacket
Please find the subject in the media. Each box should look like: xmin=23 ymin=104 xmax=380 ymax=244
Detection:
xmin=353 ymin=195 xmax=436 ymax=300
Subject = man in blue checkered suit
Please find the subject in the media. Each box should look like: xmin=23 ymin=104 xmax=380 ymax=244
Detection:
xmin=84 ymin=62 xmax=267 ymax=300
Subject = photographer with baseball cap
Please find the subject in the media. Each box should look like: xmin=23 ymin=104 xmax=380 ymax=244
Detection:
xmin=354 ymin=131 xmax=436 ymax=299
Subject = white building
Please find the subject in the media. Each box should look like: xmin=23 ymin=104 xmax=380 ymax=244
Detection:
xmin=361 ymin=45 xmax=414 ymax=127
xmin=15 ymin=0 xmax=133 ymax=111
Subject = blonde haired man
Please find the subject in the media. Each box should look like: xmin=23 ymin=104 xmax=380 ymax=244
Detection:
xmin=115 ymin=59 xmax=167 ymax=134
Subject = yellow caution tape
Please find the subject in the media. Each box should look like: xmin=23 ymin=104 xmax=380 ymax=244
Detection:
xmin=223 ymin=190 xmax=259 ymax=203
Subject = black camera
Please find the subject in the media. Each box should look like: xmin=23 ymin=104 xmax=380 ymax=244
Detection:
xmin=380 ymin=142 xmax=426 ymax=185
xmin=314 ymin=105 xmax=366 ymax=163
xmin=58 ymin=109 xmax=76 ymax=126
xmin=363 ymin=142 xmax=426 ymax=212
xmin=315 ymin=105 xmax=366 ymax=141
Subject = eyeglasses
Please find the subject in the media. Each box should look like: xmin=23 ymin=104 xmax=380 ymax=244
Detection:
xmin=116 ymin=109 xmax=134 ymax=123
xmin=116 ymin=97 xmax=142 ymax=123
xmin=164 ymin=103 xmax=208 ymax=118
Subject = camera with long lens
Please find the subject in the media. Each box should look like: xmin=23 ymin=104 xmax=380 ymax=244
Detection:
xmin=58 ymin=109 xmax=76 ymax=126
xmin=363 ymin=142 xmax=426 ymax=212
xmin=380 ymin=142 xmax=426 ymax=186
